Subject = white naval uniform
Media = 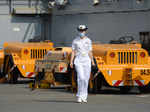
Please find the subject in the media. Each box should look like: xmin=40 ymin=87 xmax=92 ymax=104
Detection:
xmin=72 ymin=36 xmax=92 ymax=100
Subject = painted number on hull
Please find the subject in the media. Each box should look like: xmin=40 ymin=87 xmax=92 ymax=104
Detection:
xmin=141 ymin=69 xmax=150 ymax=75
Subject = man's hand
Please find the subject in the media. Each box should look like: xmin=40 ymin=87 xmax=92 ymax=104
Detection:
xmin=70 ymin=62 xmax=73 ymax=68
xmin=92 ymin=61 xmax=95 ymax=66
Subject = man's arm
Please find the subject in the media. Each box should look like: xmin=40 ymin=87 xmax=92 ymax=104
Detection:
xmin=70 ymin=50 xmax=75 ymax=68
xmin=89 ymin=51 xmax=95 ymax=66
xmin=88 ymin=39 xmax=95 ymax=66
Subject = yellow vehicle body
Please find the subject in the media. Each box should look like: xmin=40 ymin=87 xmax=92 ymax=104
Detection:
xmin=0 ymin=48 xmax=6 ymax=83
xmin=32 ymin=47 xmax=72 ymax=88
xmin=3 ymin=41 xmax=53 ymax=83
xmin=0 ymin=49 xmax=4 ymax=70
xmin=93 ymin=43 xmax=150 ymax=88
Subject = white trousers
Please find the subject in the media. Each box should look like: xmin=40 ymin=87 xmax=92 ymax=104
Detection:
xmin=74 ymin=57 xmax=91 ymax=100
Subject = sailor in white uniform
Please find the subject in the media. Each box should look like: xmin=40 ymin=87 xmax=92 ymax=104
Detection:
xmin=70 ymin=25 xmax=95 ymax=103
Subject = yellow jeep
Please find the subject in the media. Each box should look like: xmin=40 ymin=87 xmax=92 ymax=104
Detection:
xmin=2 ymin=41 xmax=54 ymax=83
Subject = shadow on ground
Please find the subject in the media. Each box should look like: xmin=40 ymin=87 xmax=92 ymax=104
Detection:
xmin=33 ymin=99 xmax=77 ymax=103
xmin=1 ymin=79 xmax=150 ymax=95
xmin=30 ymin=86 xmax=150 ymax=96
